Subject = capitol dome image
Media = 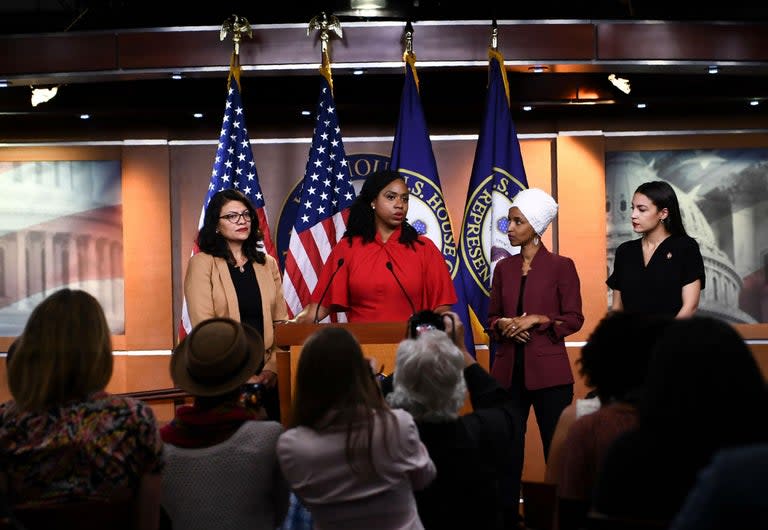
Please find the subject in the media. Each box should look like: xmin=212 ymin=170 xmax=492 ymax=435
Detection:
xmin=606 ymin=151 xmax=762 ymax=324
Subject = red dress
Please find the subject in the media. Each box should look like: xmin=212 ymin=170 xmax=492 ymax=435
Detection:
xmin=311 ymin=226 xmax=457 ymax=322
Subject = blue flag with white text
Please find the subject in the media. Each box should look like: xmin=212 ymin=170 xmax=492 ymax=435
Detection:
xmin=456 ymin=49 xmax=529 ymax=357
xmin=390 ymin=53 xmax=461 ymax=327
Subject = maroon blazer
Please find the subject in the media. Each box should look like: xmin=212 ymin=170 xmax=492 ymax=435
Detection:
xmin=488 ymin=245 xmax=584 ymax=391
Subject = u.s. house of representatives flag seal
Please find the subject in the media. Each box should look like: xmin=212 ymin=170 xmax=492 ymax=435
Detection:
xmin=401 ymin=169 xmax=459 ymax=277
xmin=461 ymin=169 xmax=526 ymax=296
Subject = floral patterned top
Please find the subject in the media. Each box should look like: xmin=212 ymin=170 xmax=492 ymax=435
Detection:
xmin=0 ymin=391 xmax=164 ymax=505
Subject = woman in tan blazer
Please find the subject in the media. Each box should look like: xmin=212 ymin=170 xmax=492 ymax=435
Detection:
xmin=184 ymin=189 xmax=288 ymax=419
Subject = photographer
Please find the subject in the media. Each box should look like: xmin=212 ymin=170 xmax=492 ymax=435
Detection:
xmin=387 ymin=311 xmax=519 ymax=530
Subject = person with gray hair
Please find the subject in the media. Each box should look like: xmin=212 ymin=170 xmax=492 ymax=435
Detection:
xmin=387 ymin=312 xmax=518 ymax=530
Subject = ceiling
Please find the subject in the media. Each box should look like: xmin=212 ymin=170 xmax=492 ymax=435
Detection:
xmin=1 ymin=1 xmax=768 ymax=139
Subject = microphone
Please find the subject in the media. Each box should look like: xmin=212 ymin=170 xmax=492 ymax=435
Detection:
xmin=386 ymin=261 xmax=416 ymax=316
xmin=314 ymin=258 xmax=344 ymax=323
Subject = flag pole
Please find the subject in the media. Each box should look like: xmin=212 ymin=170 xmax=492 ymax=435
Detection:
xmin=307 ymin=12 xmax=343 ymax=93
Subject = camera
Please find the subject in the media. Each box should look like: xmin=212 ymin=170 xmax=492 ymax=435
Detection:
xmin=240 ymin=382 xmax=265 ymax=408
xmin=407 ymin=310 xmax=446 ymax=339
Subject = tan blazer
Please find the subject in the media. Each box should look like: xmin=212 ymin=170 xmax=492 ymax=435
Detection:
xmin=184 ymin=252 xmax=289 ymax=373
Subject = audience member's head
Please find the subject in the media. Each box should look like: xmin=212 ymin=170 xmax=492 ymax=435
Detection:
xmin=5 ymin=337 xmax=19 ymax=364
xmin=8 ymin=288 xmax=113 ymax=411
xmin=387 ymin=330 xmax=466 ymax=421
xmin=640 ymin=316 xmax=768 ymax=448
xmin=171 ymin=317 xmax=264 ymax=403
xmin=291 ymin=327 xmax=385 ymax=429
xmin=578 ymin=311 xmax=674 ymax=404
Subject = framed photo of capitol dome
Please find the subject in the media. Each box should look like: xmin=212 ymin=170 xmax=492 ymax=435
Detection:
xmin=606 ymin=149 xmax=768 ymax=325
xmin=0 ymin=159 xmax=125 ymax=336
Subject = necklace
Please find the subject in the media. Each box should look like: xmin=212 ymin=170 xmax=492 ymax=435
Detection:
xmin=233 ymin=255 xmax=247 ymax=273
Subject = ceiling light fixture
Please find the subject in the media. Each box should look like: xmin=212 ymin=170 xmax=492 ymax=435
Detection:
xmin=31 ymin=86 xmax=59 ymax=107
xmin=708 ymin=65 xmax=719 ymax=74
xmin=0 ymin=81 xmax=9 ymax=88
xmin=528 ymin=65 xmax=548 ymax=73
xmin=523 ymin=105 xmax=533 ymax=111
xmin=301 ymin=110 xmax=311 ymax=116
xmin=608 ymin=74 xmax=631 ymax=94
xmin=193 ymin=112 xmax=204 ymax=118
xmin=335 ymin=0 xmax=403 ymax=18
xmin=750 ymin=100 xmax=760 ymax=106
xmin=80 ymin=113 xmax=90 ymax=120
xmin=172 ymin=73 xmax=183 ymax=80
xmin=636 ymin=103 xmax=647 ymax=109
xmin=353 ymin=69 xmax=364 ymax=76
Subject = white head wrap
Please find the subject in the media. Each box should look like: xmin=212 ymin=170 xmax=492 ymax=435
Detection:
xmin=512 ymin=188 xmax=558 ymax=236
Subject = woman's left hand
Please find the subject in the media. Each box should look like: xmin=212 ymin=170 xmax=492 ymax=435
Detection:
xmin=501 ymin=312 xmax=540 ymax=342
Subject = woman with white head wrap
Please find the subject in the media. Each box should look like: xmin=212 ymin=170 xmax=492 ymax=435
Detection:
xmin=487 ymin=187 xmax=585 ymax=527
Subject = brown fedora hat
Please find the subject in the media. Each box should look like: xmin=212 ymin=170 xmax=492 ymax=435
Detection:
xmin=171 ymin=318 xmax=264 ymax=397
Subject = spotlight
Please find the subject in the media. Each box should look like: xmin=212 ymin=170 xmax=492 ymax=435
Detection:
xmin=31 ymin=86 xmax=59 ymax=107
xmin=608 ymin=74 xmax=631 ymax=95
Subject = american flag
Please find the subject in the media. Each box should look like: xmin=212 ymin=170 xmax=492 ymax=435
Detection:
xmin=282 ymin=73 xmax=356 ymax=319
xmin=178 ymin=65 xmax=277 ymax=339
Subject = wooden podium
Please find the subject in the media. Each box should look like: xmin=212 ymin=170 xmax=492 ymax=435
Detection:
xmin=272 ymin=322 xmax=489 ymax=426
xmin=273 ymin=321 xmax=408 ymax=425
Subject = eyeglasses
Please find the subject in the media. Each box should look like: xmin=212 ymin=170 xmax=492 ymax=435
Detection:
xmin=219 ymin=211 xmax=253 ymax=224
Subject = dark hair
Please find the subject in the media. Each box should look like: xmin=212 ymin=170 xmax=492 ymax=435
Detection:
xmin=578 ymin=311 xmax=674 ymax=404
xmin=9 ymin=289 xmax=113 ymax=411
xmin=291 ymin=327 xmax=395 ymax=476
xmin=344 ymin=169 xmax=423 ymax=248
xmin=640 ymin=316 xmax=768 ymax=454
xmin=197 ymin=189 xmax=266 ymax=265
xmin=634 ymin=181 xmax=688 ymax=237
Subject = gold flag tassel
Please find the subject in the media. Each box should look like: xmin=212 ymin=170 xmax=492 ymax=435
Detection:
xmin=402 ymin=21 xmax=419 ymax=92
xmin=488 ymin=19 xmax=511 ymax=109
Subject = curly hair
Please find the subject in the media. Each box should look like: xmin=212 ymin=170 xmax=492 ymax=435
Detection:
xmin=387 ymin=330 xmax=466 ymax=422
xmin=343 ymin=169 xmax=423 ymax=248
xmin=578 ymin=311 xmax=674 ymax=404
xmin=197 ymin=189 xmax=266 ymax=265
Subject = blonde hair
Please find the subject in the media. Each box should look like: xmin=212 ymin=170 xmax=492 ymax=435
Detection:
xmin=9 ymin=289 xmax=113 ymax=411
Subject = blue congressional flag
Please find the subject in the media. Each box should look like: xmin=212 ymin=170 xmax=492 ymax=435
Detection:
xmin=390 ymin=52 xmax=460 ymax=302
xmin=282 ymin=72 xmax=356 ymax=319
xmin=456 ymin=48 xmax=529 ymax=355
xmin=179 ymin=63 xmax=276 ymax=339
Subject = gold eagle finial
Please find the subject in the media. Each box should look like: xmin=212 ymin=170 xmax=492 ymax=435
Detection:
xmin=220 ymin=14 xmax=253 ymax=57
xmin=307 ymin=12 xmax=343 ymax=60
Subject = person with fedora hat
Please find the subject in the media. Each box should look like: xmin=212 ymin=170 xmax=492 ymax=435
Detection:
xmin=487 ymin=187 xmax=584 ymax=527
xmin=160 ymin=317 xmax=289 ymax=530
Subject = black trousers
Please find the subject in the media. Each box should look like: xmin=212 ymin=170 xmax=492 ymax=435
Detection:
xmin=503 ymin=353 xmax=573 ymax=525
